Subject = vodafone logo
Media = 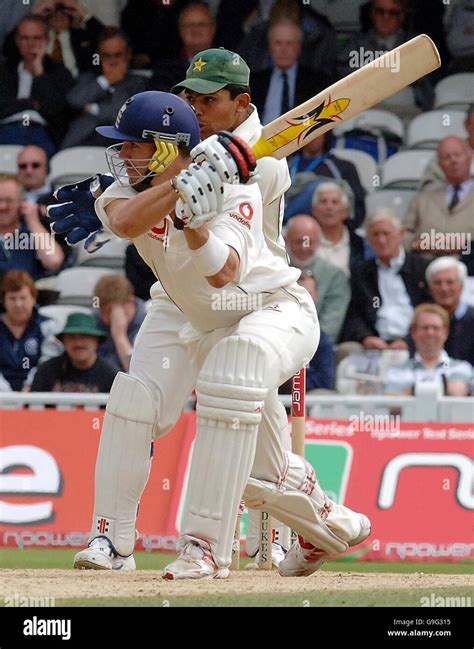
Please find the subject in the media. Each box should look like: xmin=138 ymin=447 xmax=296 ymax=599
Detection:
xmin=151 ymin=224 xmax=167 ymax=236
xmin=148 ymin=221 xmax=168 ymax=243
xmin=239 ymin=203 xmax=254 ymax=221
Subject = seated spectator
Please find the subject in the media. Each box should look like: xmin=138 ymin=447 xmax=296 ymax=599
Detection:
xmin=385 ymin=304 xmax=472 ymax=396
xmin=284 ymin=214 xmax=350 ymax=342
xmin=0 ymin=174 xmax=64 ymax=280
xmin=280 ymin=272 xmax=336 ymax=394
xmin=30 ymin=311 xmax=118 ymax=392
xmin=215 ymin=0 xmax=264 ymax=53
xmin=120 ymin=0 xmax=188 ymax=69
xmin=250 ymin=19 xmax=331 ymax=125
xmin=425 ymin=256 xmax=474 ymax=366
xmin=125 ymin=243 xmax=156 ymax=302
xmin=239 ymin=0 xmax=337 ymax=80
xmin=298 ymin=273 xmax=335 ymax=391
xmin=0 ymin=14 xmax=74 ymax=156
xmin=93 ymin=274 xmax=147 ymax=371
xmin=445 ymin=0 xmax=474 ymax=73
xmin=16 ymin=145 xmax=73 ymax=269
xmin=62 ymin=27 xmax=147 ymax=147
xmin=148 ymin=1 xmax=217 ymax=92
xmin=17 ymin=144 xmax=52 ymax=203
xmin=309 ymin=181 xmax=372 ymax=276
xmin=340 ymin=209 xmax=431 ymax=350
xmin=3 ymin=0 xmax=105 ymax=78
xmin=0 ymin=1 xmax=32 ymax=58
xmin=0 ymin=270 xmax=60 ymax=391
xmin=337 ymin=0 xmax=433 ymax=116
xmin=404 ymin=136 xmax=474 ymax=268
xmin=421 ymin=105 xmax=474 ymax=189
xmin=286 ymin=131 xmax=366 ymax=227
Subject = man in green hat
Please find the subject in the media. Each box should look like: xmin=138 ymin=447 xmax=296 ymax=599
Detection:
xmin=30 ymin=312 xmax=119 ymax=393
xmin=173 ymin=47 xmax=294 ymax=567
xmin=172 ymin=47 xmax=291 ymax=262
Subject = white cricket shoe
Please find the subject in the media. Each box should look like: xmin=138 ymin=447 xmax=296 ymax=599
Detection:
xmin=245 ymin=542 xmax=287 ymax=570
xmin=73 ymin=536 xmax=136 ymax=571
xmin=278 ymin=537 xmax=327 ymax=577
xmin=162 ymin=541 xmax=229 ymax=580
xmin=278 ymin=513 xmax=371 ymax=577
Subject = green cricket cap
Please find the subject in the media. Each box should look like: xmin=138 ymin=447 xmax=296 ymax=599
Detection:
xmin=171 ymin=48 xmax=250 ymax=94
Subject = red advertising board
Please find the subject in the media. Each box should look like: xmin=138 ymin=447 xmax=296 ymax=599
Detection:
xmin=1 ymin=410 xmax=472 ymax=560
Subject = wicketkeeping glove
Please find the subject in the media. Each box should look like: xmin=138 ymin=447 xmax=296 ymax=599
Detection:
xmin=191 ymin=131 xmax=257 ymax=185
xmin=47 ymin=174 xmax=114 ymax=247
xmin=174 ymin=161 xmax=224 ymax=229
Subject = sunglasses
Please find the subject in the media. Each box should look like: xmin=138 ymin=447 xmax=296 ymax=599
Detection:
xmin=18 ymin=162 xmax=43 ymax=169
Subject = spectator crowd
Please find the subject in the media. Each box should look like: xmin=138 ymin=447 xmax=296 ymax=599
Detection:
xmin=0 ymin=0 xmax=473 ymax=398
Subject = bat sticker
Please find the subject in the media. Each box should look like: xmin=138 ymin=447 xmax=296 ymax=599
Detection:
xmin=267 ymin=96 xmax=350 ymax=152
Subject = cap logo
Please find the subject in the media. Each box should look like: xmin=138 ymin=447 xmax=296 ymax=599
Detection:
xmin=193 ymin=57 xmax=207 ymax=72
xmin=115 ymin=96 xmax=133 ymax=128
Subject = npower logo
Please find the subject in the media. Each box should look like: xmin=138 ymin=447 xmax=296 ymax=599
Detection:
xmin=378 ymin=453 xmax=474 ymax=510
xmin=0 ymin=445 xmax=62 ymax=525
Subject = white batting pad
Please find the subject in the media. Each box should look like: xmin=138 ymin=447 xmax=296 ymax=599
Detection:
xmin=92 ymin=372 xmax=156 ymax=556
xmin=180 ymin=336 xmax=268 ymax=568
xmin=244 ymin=452 xmax=363 ymax=555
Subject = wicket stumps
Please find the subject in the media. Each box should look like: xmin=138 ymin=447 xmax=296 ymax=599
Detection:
xmin=231 ymin=367 xmax=307 ymax=570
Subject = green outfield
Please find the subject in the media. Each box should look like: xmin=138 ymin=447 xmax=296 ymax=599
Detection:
xmin=1 ymin=548 xmax=472 ymax=607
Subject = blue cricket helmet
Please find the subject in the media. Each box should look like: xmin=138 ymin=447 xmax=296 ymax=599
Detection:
xmin=96 ymin=91 xmax=200 ymax=187
xmin=96 ymin=90 xmax=200 ymax=149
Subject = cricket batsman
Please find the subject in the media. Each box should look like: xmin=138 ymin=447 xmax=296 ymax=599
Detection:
xmin=49 ymin=87 xmax=370 ymax=578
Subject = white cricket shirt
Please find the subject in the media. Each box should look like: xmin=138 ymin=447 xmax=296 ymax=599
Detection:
xmin=95 ymin=181 xmax=300 ymax=333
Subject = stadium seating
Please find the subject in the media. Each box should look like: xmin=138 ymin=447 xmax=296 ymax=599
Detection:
xmin=434 ymin=73 xmax=474 ymax=111
xmin=333 ymin=108 xmax=405 ymax=162
xmin=55 ymin=266 xmax=120 ymax=306
xmin=334 ymin=108 xmax=405 ymax=139
xmin=39 ymin=304 xmax=94 ymax=330
xmin=74 ymin=236 xmax=129 ymax=269
xmin=332 ymin=148 xmax=378 ymax=193
xmin=365 ymin=189 xmax=416 ymax=221
xmin=380 ymin=150 xmax=433 ymax=189
xmin=0 ymin=145 xmax=23 ymax=174
xmin=49 ymin=146 xmax=109 ymax=187
xmin=406 ymin=110 xmax=466 ymax=149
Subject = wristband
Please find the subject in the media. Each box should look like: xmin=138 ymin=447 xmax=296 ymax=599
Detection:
xmin=190 ymin=230 xmax=229 ymax=277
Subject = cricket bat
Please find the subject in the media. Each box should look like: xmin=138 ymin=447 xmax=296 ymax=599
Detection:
xmin=252 ymin=34 xmax=440 ymax=161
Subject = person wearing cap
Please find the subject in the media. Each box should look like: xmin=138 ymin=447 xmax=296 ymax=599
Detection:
xmin=172 ymin=47 xmax=291 ymax=264
xmin=171 ymin=47 xmax=297 ymax=565
xmin=30 ymin=312 xmax=119 ymax=393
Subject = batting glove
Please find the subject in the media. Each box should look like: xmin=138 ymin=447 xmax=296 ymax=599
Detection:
xmin=191 ymin=131 xmax=257 ymax=185
xmin=174 ymin=161 xmax=224 ymax=229
xmin=47 ymin=174 xmax=114 ymax=247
